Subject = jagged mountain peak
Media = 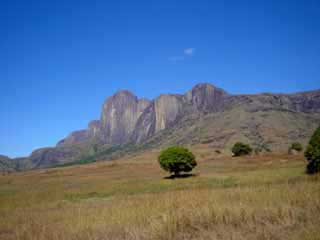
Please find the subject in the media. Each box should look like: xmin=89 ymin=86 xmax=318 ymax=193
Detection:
xmin=190 ymin=83 xmax=228 ymax=93
xmin=113 ymin=89 xmax=136 ymax=97
xmin=56 ymin=129 xmax=88 ymax=146
xmin=0 ymin=154 xmax=10 ymax=159
xmin=103 ymin=90 xmax=138 ymax=107
xmin=5 ymin=83 xmax=320 ymax=171
xmin=186 ymin=83 xmax=229 ymax=112
xmin=99 ymin=89 xmax=151 ymax=144
xmin=189 ymin=83 xmax=227 ymax=95
xmin=103 ymin=90 xmax=151 ymax=109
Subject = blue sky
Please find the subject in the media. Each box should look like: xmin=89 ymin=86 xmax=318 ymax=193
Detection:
xmin=1 ymin=0 xmax=320 ymax=158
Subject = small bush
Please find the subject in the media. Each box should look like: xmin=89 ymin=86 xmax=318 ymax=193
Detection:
xmin=305 ymin=126 xmax=320 ymax=174
xmin=158 ymin=146 xmax=197 ymax=176
xmin=232 ymin=142 xmax=252 ymax=157
xmin=290 ymin=142 xmax=303 ymax=152
xmin=215 ymin=150 xmax=221 ymax=154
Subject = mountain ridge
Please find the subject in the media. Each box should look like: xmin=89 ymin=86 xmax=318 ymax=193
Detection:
xmin=2 ymin=83 xmax=320 ymax=171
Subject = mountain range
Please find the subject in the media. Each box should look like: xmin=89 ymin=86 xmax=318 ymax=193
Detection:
xmin=1 ymin=83 xmax=320 ymax=172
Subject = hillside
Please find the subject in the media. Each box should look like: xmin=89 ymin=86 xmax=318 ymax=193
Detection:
xmin=0 ymin=155 xmax=16 ymax=173
xmin=2 ymin=83 xmax=320 ymax=171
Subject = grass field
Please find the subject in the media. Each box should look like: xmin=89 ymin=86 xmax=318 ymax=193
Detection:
xmin=0 ymin=147 xmax=319 ymax=240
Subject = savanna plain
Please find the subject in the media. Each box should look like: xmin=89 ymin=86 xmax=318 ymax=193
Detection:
xmin=1 ymin=146 xmax=319 ymax=240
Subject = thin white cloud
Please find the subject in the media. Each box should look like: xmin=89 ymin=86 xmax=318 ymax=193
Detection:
xmin=184 ymin=48 xmax=195 ymax=56
xmin=169 ymin=48 xmax=195 ymax=63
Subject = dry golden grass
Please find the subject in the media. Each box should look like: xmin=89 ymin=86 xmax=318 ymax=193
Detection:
xmin=0 ymin=148 xmax=319 ymax=240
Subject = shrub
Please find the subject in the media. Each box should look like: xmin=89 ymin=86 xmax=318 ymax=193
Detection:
xmin=305 ymin=126 xmax=320 ymax=174
xmin=290 ymin=142 xmax=303 ymax=152
xmin=215 ymin=149 xmax=221 ymax=154
xmin=232 ymin=142 xmax=252 ymax=157
xmin=158 ymin=146 xmax=197 ymax=176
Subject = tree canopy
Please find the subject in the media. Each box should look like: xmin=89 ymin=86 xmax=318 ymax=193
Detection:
xmin=232 ymin=142 xmax=252 ymax=157
xmin=305 ymin=126 xmax=320 ymax=174
xmin=158 ymin=146 xmax=197 ymax=176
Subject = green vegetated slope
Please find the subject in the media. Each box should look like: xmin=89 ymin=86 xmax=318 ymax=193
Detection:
xmin=143 ymin=108 xmax=320 ymax=153
xmin=50 ymin=109 xmax=320 ymax=169
xmin=0 ymin=152 xmax=319 ymax=240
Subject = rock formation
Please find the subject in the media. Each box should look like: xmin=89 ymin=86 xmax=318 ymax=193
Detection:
xmin=99 ymin=90 xmax=151 ymax=144
xmin=2 ymin=83 xmax=320 ymax=171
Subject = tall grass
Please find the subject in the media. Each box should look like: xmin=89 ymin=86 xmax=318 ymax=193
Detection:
xmin=0 ymin=153 xmax=319 ymax=240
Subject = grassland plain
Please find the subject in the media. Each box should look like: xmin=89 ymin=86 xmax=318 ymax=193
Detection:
xmin=0 ymin=146 xmax=320 ymax=240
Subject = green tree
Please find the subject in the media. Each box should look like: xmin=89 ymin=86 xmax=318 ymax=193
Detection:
xmin=290 ymin=142 xmax=303 ymax=152
xmin=158 ymin=146 xmax=197 ymax=176
xmin=305 ymin=126 xmax=320 ymax=174
xmin=232 ymin=142 xmax=252 ymax=157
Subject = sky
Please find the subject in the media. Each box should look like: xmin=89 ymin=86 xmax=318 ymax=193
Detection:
xmin=1 ymin=0 xmax=320 ymax=158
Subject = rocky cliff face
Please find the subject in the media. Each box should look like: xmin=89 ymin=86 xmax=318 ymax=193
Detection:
xmin=228 ymin=90 xmax=320 ymax=114
xmin=131 ymin=94 xmax=184 ymax=143
xmin=57 ymin=130 xmax=89 ymax=146
xmin=88 ymin=120 xmax=101 ymax=138
xmin=185 ymin=83 xmax=229 ymax=112
xmin=131 ymin=84 xmax=230 ymax=143
xmin=57 ymin=83 xmax=234 ymax=147
xmin=289 ymin=90 xmax=320 ymax=113
xmin=99 ymin=90 xmax=151 ymax=144
xmin=57 ymin=91 xmax=151 ymax=146
xmin=154 ymin=94 xmax=183 ymax=132
xmin=57 ymin=83 xmax=320 ymax=150
xmin=0 ymin=155 xmax=16 ymax=172
xmin=5 ymin=83 xmax=320 ymax=171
